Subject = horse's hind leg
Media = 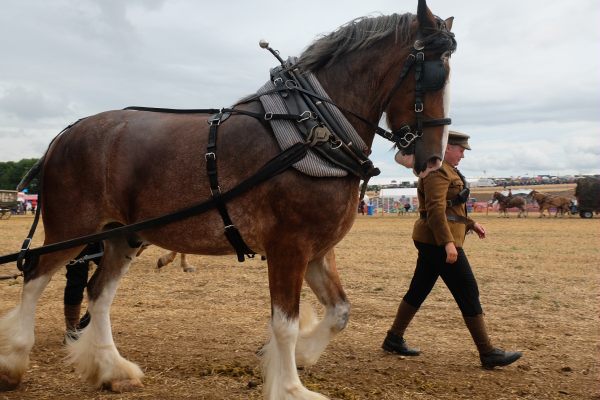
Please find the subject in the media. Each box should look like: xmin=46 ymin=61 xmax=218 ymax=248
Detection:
xmin=65 ymin=237 xmax=143 ymax=392
xmin=179 ymin=253 xmax=195 ymax=272
xmin=0 ymin=249 xmax=80 ymax=390
xmin=296 ymin=249 xmax=349 ymax=367
xmin=260 ymin=247 xmax=327 ymax=400
xmin=156 ymin=250 xmax=177 ymax=269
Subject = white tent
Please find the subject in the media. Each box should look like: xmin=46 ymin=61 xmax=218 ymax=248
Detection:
xmin=375 ymin=188 xmax=419 ymax=212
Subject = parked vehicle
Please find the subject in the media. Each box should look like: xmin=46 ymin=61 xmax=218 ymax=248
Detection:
xmin=0 ymin=190 xmax=18 ymax=219
xmin=574 ymin=177 xmax=600 ymax=218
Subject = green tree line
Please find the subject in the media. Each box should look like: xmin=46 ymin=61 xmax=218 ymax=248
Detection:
xmin=0 ymin=159 xmax=39 ymax=193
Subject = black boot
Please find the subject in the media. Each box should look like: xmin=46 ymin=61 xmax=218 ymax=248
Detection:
xmin=382 ymin=300 xmax=421 ymax=356
xmin=464 ymin=314 xmax=522 ymax=369
xmin=480 ymin=348 xmax=523 ymax=369
xmin=63 ymin=303 xmax=81 ymax=343
xmin=382 ymin=330 xmax=421 ymax=356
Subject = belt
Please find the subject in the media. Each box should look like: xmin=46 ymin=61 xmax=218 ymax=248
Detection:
xmin=419 ymin=211 xmax=469 ymax=224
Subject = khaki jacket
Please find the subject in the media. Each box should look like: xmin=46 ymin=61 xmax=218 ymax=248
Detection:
xmin=412 ymin=161 xmax=475 ymax=248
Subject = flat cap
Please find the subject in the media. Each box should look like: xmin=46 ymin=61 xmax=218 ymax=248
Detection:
xmin=448 ymin=130 xmax=471 ymax=150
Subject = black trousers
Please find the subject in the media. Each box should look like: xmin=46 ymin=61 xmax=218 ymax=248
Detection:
xmin=403 ymin=241 xmax=483 ymax=317
xmin=64 ymin=262 xmax=89 ymax=306
xmin=63 ymin=242 xmax=102 ymax=306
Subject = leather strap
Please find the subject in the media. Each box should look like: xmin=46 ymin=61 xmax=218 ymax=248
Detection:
xmin=205 ymin=112 xmax=256 ymax=262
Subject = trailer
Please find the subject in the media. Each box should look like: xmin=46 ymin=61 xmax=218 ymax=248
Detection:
xmin=574 ymin=177 xmax=600 ymax=218
xmin=0 ymin=190 xmax=18 ymax=219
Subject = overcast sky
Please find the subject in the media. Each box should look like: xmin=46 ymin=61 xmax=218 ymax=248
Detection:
xmin=1 ymin=0 xmax=598 ymax=183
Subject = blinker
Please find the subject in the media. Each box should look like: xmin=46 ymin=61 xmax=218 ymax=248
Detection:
xmin=420 ymin=60 xmax=447 ymax=91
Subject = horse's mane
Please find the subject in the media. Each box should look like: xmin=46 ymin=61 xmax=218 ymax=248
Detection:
xmin=297 ymin=13 xmax=414 ymax=72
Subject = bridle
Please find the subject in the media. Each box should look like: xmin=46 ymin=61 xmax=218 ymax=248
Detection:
xmin=380 ymin=19 xmax=456 ymax=153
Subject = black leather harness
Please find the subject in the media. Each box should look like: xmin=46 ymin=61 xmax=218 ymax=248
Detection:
xmin=205 ymin=111 xmax=255 ymax=262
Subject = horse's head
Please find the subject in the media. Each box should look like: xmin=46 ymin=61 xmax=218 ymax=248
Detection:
xmin=386 ymin=0 xmax=456 ymax=178
xmin=296 ymin=0 xmax=456 ymax=179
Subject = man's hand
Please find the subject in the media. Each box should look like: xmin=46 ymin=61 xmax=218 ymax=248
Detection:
xmin=445 ymin=241 xmax=458 ymax=264
xmin=472 ymin=223 xmax=486 ymax=239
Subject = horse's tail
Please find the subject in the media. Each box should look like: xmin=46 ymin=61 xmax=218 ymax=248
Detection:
xmin=16 ymin=154 xmax=45 ymax=192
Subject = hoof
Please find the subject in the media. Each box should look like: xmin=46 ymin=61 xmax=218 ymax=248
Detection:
xmin=182 ymin=267 xmax=196 ymax=273
xmin=105 ymin=378 xmax=143 ymax=393
xmin=0 ymin=373 xmax=20 ymax=391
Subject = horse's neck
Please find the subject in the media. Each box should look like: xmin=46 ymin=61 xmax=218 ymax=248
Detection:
xmin=316 ymin=71 xmax=380 ymax=148
xmin=315 ymin=45 xmax=403 ymax=148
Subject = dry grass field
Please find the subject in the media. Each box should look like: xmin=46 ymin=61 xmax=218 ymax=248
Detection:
xmin=0 ymin=212 xmax=598 ymax=400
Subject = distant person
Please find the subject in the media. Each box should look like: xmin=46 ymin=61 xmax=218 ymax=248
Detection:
xmin=507 ymin=188 xmax=513 ymax=199
xmin=404 ymin=202 xmax=411 ymax=213
xmin=382 ymin=131 xmax=522 ymax=369
xmin=358 ymin=199 xmax=366 ymax=215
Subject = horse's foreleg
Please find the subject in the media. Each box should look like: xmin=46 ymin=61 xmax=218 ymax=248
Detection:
xmin=0 ymin=249 xmax=77 ymax=390
xmin=260 ymin=249 xmax=327 ymax=400
xmin=179 ymin=253 xmax=196 ymax=273
xmin=296 ymin=249 xmax=349 ymax=367
xmin=65 ymin=238 xmax=143 ymax=392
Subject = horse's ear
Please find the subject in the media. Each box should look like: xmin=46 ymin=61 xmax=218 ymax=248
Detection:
xmin=417 ymin=0 xmax=436 ymax=30
xmin=444 ymin=16 xmax=454 ymax=31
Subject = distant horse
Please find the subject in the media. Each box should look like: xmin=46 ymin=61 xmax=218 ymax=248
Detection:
xmin=528 ymin=190 xmax=572 ymax=217
xmin=492 ymin=192 xmax=527 ymax=218
xmin=0 ymin=2 xmax=455 ymax=398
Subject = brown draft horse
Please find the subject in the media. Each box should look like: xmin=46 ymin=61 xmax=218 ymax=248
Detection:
xmin=492 ymin=192 xmax=527 ymax=218
xmin=528 ymin=190 xmax=572 ymax=218
xmin=0 ymin=2 xmax=455 ymax=398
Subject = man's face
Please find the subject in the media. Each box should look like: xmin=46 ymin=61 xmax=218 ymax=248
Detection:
xmin=445 ymin=144 xmax=466 ymax=167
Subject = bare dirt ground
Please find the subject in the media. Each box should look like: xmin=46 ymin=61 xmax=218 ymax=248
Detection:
xmin=0 ymin=212 xmax=598 ymax=400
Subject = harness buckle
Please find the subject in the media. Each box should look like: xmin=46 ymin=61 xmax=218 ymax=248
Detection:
xmin=264 ymin=112 xmax=273 ymax=121
xmin=208 ymin=113 xmax=222 ymax=126
xmin=205 ymin=152 xmax=216 ymax=161
xmin=210 ymin=186 xmax=222 ymax=196
xmin=415 ymin=102 xmax=424 ymax=113
xmin=20 ymin=238 xmax=32 ymax=252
